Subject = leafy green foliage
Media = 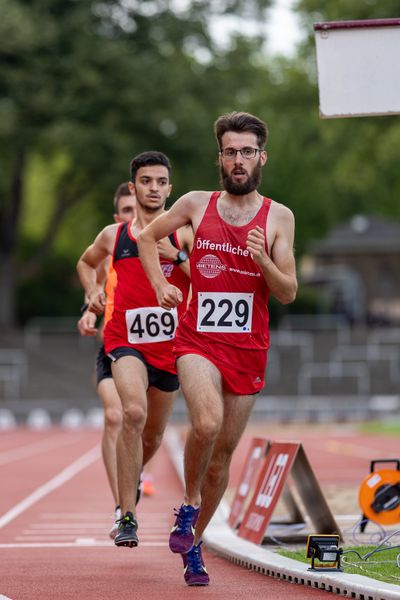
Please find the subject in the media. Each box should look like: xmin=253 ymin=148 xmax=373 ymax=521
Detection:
xmin=1 ymin=0 xmax=400 ymax=323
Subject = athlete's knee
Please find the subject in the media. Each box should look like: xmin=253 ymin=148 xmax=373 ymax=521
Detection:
xmin=103 ymin=407 xmax=123 ymax=433
xmin=122 ymin=404 xmax=146 ymax=433
xmin=192 ymin=415 xmax=222 ymax=446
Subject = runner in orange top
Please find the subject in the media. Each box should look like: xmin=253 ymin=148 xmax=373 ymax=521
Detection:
xmin=77 ymin=151 xmax=192 ymax=549
xmin=138 ymin=112 xmax=297 ymax=585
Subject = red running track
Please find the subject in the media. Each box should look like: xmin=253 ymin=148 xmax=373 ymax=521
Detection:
xmin=0 ymin=427 xmax=334 ymax=600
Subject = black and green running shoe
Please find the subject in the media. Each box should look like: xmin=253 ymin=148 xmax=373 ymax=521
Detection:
xmin=114 ymin=511 xmax=138 ymax=548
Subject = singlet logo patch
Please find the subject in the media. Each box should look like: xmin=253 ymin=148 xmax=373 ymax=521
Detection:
xmin=196 ymin=254 xmax=226 ymax=279
xmin=161 ymin=262 xmax=174 ymax=278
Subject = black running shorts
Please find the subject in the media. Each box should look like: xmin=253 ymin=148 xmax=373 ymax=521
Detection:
xmin=96 ymin=344 xmax=113 ymax=385
xmin=107 ymin=346 xmax=179 ymax=392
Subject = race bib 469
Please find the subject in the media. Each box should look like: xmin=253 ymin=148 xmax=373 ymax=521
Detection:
xmin=126 ymin=306 xmax=177 ymax=344
xmin=197 ymin=292 xmax=253 ymax=333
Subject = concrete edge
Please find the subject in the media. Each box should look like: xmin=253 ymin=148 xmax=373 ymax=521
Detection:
xmin=164 ymin=426 xmax=400 ymax=600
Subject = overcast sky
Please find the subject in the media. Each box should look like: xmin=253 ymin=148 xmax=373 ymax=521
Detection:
xmin=208 ymin=0 xmax=303 ymax=56
xmin=265 ymin=0 xmax=303 ymax=55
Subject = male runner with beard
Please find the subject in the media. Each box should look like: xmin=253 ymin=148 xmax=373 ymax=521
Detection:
xmin=137 ymin=112 xmax=297 ymax=585
xmin=77 ymin=151 xmax=192 ymax=549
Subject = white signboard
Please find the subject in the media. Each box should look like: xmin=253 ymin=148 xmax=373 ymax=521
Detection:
xmin=314 ymin=18 xmax=400 ymax=118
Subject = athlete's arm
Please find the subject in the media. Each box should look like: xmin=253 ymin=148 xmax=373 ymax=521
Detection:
xmin=246 ymin=204 xmax=297 ymax=304
xmin=174 ymin=224 xmax=194 ymax=278
xmin=156 ymin=235 xmax=191 ymax=278
xmin=137 ymin=194 xmax=194 ymax=308
xmin=95 ymin=257 xmax=110 ymax=290
xmin=76 ymin=225 xmax=117 ymax=315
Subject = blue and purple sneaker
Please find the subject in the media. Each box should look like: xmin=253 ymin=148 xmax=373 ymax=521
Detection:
xmin=182 ymin=542 xmax=210 ymax=586
xmin=169 ymin=504 xmax=200 ymax=554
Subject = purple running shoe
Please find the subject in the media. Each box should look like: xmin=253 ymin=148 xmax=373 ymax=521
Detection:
xmin=169 ymin=504 xmax=200 ymax=554
xmin=182 ymin=542 xmax=210 ymax=586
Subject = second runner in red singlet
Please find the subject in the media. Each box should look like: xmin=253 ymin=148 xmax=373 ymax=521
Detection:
xmin=105 ymin=221 xmax=190 ymax=375
xmin=174 ymin=191 xmax=271 ymax=394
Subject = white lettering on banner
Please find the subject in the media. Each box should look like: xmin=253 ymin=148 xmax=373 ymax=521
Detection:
xmin=256 ymin=453 xmax=289 ymax=508
xmin=126 ymin=306 xmax=177 ymax=344
xmin=239 ymin=446 xmax=263 ymax=497
xmin=246 ymin=512 xmax=265 ymax=532
xmin=197 ymin=292 xmax=253 ymax=333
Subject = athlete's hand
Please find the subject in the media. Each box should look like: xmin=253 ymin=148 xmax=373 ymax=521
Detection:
xmin=156 ymin=238 xmax=177 ymax=261
xmin=88 ymin=290 xmax=106 ymax=316
xmin=77 ymin=310 xmax=98 ymax=336
xmin=155 ymin=282 xmax=183 ymax=309
xmin=247 ymin=226 xmax=270 ymax=266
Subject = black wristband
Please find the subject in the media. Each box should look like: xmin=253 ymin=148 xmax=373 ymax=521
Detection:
xmin=80 ymin=303 xmax=89 ymax=314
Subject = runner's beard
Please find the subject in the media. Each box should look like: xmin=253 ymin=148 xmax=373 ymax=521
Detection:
xmin=220 ymin=161 xmax=262 ymax=195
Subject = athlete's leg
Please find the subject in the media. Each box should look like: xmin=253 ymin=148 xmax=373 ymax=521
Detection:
xmin=194 ymin=391 xmax=256 ymax=544
xmin=97 ymin=378 xmax=122 ymax=506
xmin=142 ymin=388 xmax=176 ymax=465
xmin=177 ymin=354 xmax=224 ymax=508
xmin=111 ymin=355 xmax=148 ymax=516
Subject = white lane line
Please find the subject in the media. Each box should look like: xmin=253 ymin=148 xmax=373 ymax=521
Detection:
xmin=40 ymin=513 xmax=109 ymax=519
xmin=16 ymin=537 xmax=101 ymax=544
xmin=16 ymin=536 xmax=168 ymax=542
xmin=22 ymin=530 xmax=106 ymax=535
xmin=20 ymin=531 xmax=167 ymax=538
xmin=0 ymin=436 xmax=83 ymax=466
xmin=29 ymin=523 xmax=109 ymax=529
xmin=40 ymin=512 xmax=170 ymax=519
xmin=0 ymin=445 xmax=100 ymax=529
xmin=30 ymin=521 xmax=170 ymax=526
xmin=0 ymin=541 xmax=166 ymax=548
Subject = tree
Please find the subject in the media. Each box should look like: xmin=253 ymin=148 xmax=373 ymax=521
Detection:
xmin=0 ymin=0 xmax=273 ymax=328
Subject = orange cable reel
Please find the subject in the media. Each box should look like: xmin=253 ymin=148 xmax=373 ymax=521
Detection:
xmin=358 ymin=460 xmax=400 ymax=526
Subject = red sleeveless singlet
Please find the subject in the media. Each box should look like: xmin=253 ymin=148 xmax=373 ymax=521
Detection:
xmin=174 ymin=191 xmax=271 ymax=377
xmin=104 ymin=221 xmax=190 ymax=374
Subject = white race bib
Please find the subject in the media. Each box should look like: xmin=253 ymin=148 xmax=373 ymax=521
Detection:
xmin=126 ymin=306 xmax=177 ymax=344
xmin=197 ymin=292 xmax=253 ymax=333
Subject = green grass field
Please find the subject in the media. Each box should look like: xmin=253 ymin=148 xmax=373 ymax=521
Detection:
xmin=278 ymin=545 xmax=400 ymax=586
xmin=358 ymin=420 xmax=400 ymax=436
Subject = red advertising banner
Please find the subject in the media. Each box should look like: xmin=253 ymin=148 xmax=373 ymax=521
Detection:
xmin=238 ymin=442 xmax=300 ymax=544
xmin=228 ymin=438 xmax=269 ymax=529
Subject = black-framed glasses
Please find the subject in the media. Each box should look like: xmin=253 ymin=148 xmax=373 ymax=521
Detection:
xmin=220 ymin=147 xmax=261 ymax=160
